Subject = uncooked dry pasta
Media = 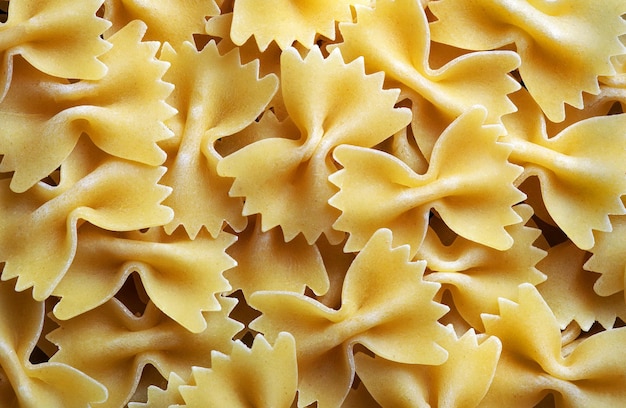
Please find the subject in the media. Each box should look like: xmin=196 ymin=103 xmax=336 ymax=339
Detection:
xmin=0 ymin=0 xmax=625 ymax=407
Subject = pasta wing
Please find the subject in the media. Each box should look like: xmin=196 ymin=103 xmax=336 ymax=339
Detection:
xmin=128 ymin=373 xmax=186 ymax=408
xmin=330 ymin=107 xmax=524 ymax=255
xmin=52 ymin=226 xmax=236 ymax=333
xmin=0 ymin=0 xmax=110 ymax=101
xmin=0 ymin=279 xmax=107 ymax=408
xmin=249 ymin=229 xmax=448 ymax=408
xmin=585 ymin=215 xmax=626 ymax=297
xmin=218 ymin=46 xmax=410 ymax=244
xmin=429 ymin=0 xmax=626 ymax=122
xmin=0 ymin=21 xmax=175 ymax=193
xmin=160 ymin=41 xmax=278 ymax=238
xmin=48 ymin=297 xmax=243 ymax=408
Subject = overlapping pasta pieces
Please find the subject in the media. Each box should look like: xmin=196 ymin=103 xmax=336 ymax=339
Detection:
xmin=230 ymin=0 xmax=372 ymax=50
xmin=0 ymin=20 xmax=175 ymax=193
xmin=429 ymin=0 xmax=626 ymax=122
xmin=249 ymin=229 xmax=449 ymax=408
xmin=481 ymin=284 xmax=626 ymax=407
xmin=160 ymin=40 xmax=278 ymax=238
xmin=330 ymin=107 xmax=525 ymax=255
xmin=0 ymin=0 xmax=111 ymax=101
xmin=0 ymin=279 xmax=106 ymax=408
xmin=502 ymin=90 xmax=626 ymax=250
xmin=219 ymin=46 xmax=411 ymax=244
xmin=51 ymin=226 xmax=236 ymax=333
xmin=355 ymin=327 xmax=501 ymax=408
xmin=334 ymin=0 xmax=521 ymax=157
xmin=585 ymin=215 xmax=626 ymax=297
xmin=48 ymin=297 xmax=243 ymax=408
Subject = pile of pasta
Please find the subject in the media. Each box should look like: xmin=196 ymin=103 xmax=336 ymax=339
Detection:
xmin=0 ymin=0 xmax=625 ymax=406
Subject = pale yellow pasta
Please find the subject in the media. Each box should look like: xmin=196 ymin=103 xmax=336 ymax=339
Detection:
xmin=537 ymin=241 xmax=626 ymax=331
xmin=585 ymin=215 xmax=626 ymax=297
xmin=249 ymin=229 xmax=449 ymax=408
xmin=48 ymin=297 xmax=243 ymax=408
xmin=429 ymin=0 xmax=626 ymax=122
xmin=218 ymin=46 xmax=411 ymax=244
xmin=128 ymin=373 xmax=187 ymax=408
xmin=159 ymin=40 xmax=278 ymax=239
xmin=330 ymin=107 xmax=525 ymax=255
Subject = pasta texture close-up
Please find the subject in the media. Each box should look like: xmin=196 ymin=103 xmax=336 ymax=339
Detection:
xmin=0 ymin=0 xmax=625 ymax=407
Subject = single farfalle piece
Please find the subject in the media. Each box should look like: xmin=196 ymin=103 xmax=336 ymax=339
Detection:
xmin=0 ymin=145 xmax=173 ymax=301
xmin=160 ymin=40 xmax=278 ymax=239
xmin=51 ymin=225 xmax=236 ymax=333
xmin=585 ymin=215 xmax=626 ymax=297
xmin=230 ymin=0 xmax=372 ymax=51
xmin=481 ymin=284 xmax=626 ymax=407
xmin=48 ymin=296 xmax=244 ymax=408
xmin=103 ymin=0 xmax=219 ymax=47
xmin=330 ymin=107 xmax=525 ymax=256
xmin=333 ymin=0 xmax=521 ymax=160
xmin=249 ymin=229 xmax=449 ymax=408
xmin=218 ymin=46 xmax=411 ymax=244
xmin=225 ymin=216 xmax=329 ymax=298
xmin=502 ymin=90 xmax=626 ymax=250
xmin=0 ymin=279 xmax=107 ymax=408
xmin=421 ymin=204 xmax=546 ymax=330
xmin=355 ymin=326 xmax=501 ymax=408
xmin=128 ymin=372 xmax=187 ymax=408
xmin=177 ymin=333 xmax=298 ymax=407
xmin=0 ymin=0 xmax=111 ymax=101
xmin=428 ymin=0 xmax=626 ymax=122
xmin=0 ymin=20 xmax=175 ymax=193
xmin=538 ymin=240 xmax=626 ymax=331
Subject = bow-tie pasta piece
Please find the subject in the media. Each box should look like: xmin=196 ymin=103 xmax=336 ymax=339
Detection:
xmin=249 ymin=229 xmax=449 ymax=408
xmin=481 ymin=284 xmax=626 ymax=407
xmin=48 ymin=297 xmax=243 ymax=408
xmin=0 ymin=0 xmax=111 ymax=101
xmin=128 ymin=372 xmax=187 ymax=408
xmin=0 ymin=279 xmax=106 ymax=407
xmin=230 ymin=0 xmax=372 ymax=51
xmin=502 ymin=90 xmax=626 ymax=250
xmin=537 ymin=240 xmax=626 ymax=331
xmin=103 ymin=0 xmax=219 ymax=47
xmin=333 ymin=0 xmax=521 ymax=159
xmin=355 ymin=327 xmax=501 ymax=408
xmin=51 ymin=226 xmax=236 ymax=333
xmin=160 ymin=40 xmax=278 ymax=239
xmin=585 ymin=215 xmax=626 ymax=298
xmin=330 ymin=107 xmax=525 ymax=256
xmin=218 ymin=46 xmax=411 ymax=244
xmin=0 ymin=20 xmax=175 ymax=193
xmin=0 ymin=142 xmax=173 ymax=301
xmin=428 ymin=0 xmax=626 ymax=122
xmin=421 ymin=204 xmax=546 ymax=330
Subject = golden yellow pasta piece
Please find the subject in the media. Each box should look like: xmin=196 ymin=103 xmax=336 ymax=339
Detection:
xmin=0 ymin=279 xmax=106 ymax=408
xmin=177 ymin=333 xmax=297 ymax=407
xmin=502 ymin=90 xmax=626 ymax=250
xmin=537 ymin=240 xmax=626 ymax=331
xmin=249 ymin=229 xmax=449 ymax=408
xmin=481 ymin=284 xmax=626 ymax=407
xmin=48 ymin=297 xmax=243 ymax=408
xmin=0 ymin=153 xmax=172 ymax=301
xmin=0 ymin=20 xmax=175 ymax=193
xmin=330 ymin=107 xmax=525 ymax=255
xmin=355 ymin=327 xmax=501 ymax=408
xmin=333 ymin=0 xmax=520 ymax=159
xmin=429 ymin=0 xmax=626 ymax=122
xmin=51 ymin=226 xmax=236 ymax=333
xmin=160 ymin=40 xmax=278 ymax=238
xmin=104 ymin=0 xmax=219 ymax=46
xmin=585 ymin=215 xmax=626 ymax=297
xmin=128 ymin=372 xmax=187 ymax=408
xmin=230 ymin=0 xmax=372 ymax=51
xmin=422 ymin=204 xmax=546 ymax=330
xmin=218 ymin=46 xmax=411 ymax=244
xmin=225 ymin=216 xmax=329 ymax=298
xmin=0 ymin=0 xmax=111 ymax=101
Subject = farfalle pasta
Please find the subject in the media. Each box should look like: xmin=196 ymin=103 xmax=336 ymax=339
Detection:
xmin=0 ymin=1 xmax=625 ymax=407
